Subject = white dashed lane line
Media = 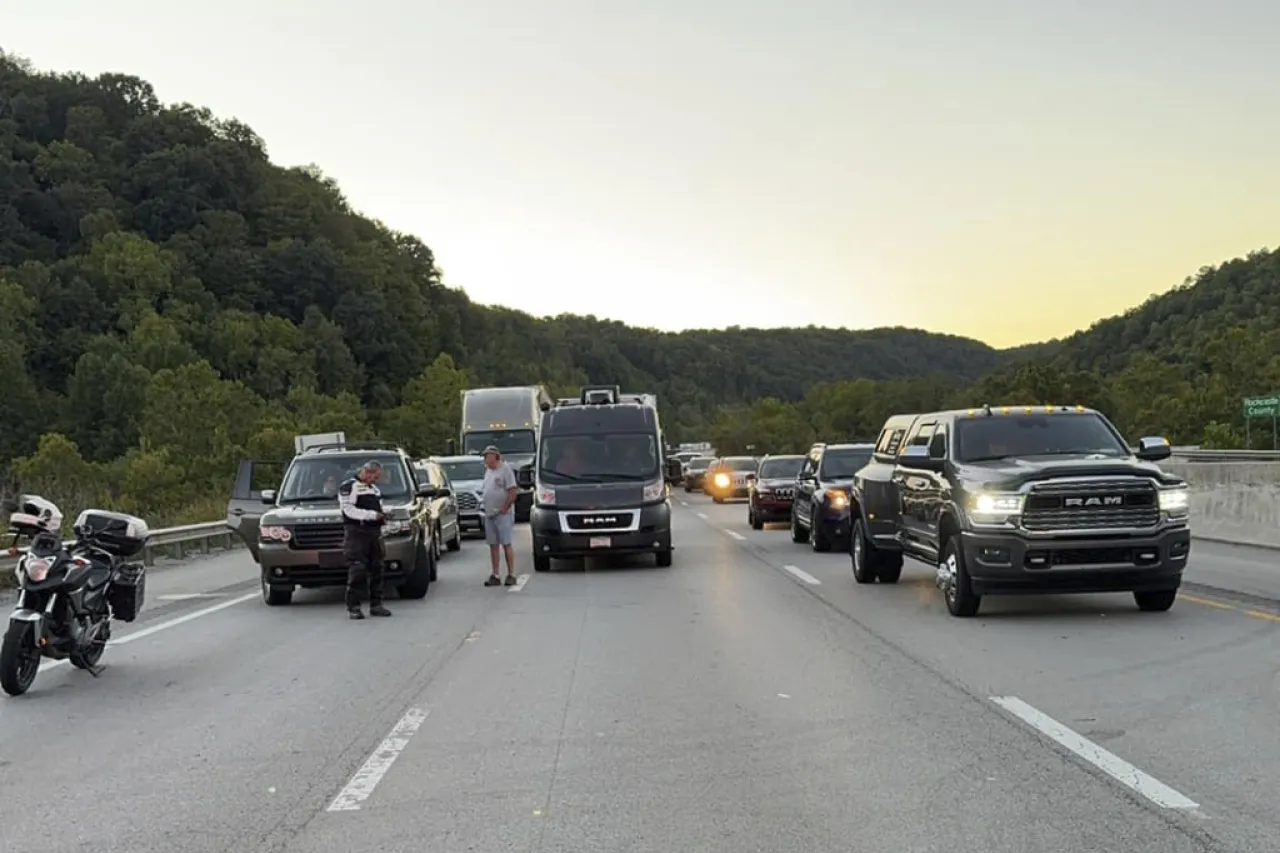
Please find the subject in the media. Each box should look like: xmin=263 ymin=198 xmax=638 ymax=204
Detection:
xmin=724 ymin=529 xmax=746 ymax=541
xmin=991 ymin=696 xmax=1202 ymax=813
xmin=327 ymin=707 xmax=430 ymax=812
xmin=781 ymin=564 xmax=821 ymax=585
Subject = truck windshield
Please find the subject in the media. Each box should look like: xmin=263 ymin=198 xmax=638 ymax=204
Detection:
xmin=278 ymin=456 xmax=409 ymax=502
xmin=759 ymin=457 xmax=804 ymax=478
xmin=539 ymin=434 xmax=660 ymax=484
xmin=820 ymin=449 xmax=872 ymax=479
xmin=439 ymin=459 xmax=486 ymax=482
xmin=954 ymin=413 xmax=1128 ymax=462
xmin=462 ymin=430 xmax=536 ymax=455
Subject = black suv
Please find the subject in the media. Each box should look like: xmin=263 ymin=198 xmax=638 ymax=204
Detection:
xmin=848 ymin=405 xmax=1191 ymax=617
xmin=789 ymin=443 xmax=875 ymax=551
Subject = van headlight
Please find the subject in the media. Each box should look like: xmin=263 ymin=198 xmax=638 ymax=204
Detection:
xmin=969 ymin=492 xmax=1023 ymax=524
xmin=642 ymin=480 xmax=667 ymax=502
xmin=1158 ymin=485 xmax=1189 ymax=516
xmin=537 ymin=486 xmax=556 ymax=506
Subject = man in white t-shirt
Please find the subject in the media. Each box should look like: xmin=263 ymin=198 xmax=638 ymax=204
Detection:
xmin=480 ymin=445 xmax=519 ymax=587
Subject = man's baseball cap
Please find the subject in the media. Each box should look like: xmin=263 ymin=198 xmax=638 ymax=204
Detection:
xmin=482 ymin=445 xmax=501 ymax=457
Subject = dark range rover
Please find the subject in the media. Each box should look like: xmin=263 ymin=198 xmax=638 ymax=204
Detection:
xmin=848 ymin=405 xmax=1191 ymax=617
xmin=521 ymin=387 xmax=682 ymax=572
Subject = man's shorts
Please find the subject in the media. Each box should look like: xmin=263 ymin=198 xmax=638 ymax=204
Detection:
xmin=484 ymin=511 xmax=516 ymax=546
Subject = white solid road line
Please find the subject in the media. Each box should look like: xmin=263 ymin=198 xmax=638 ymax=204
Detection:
xmin=725 ymin=529 xmax=746 ymax=540
xmin=507 ymin=573 xmax=530 ymax=592
xmin=327 ymin=707 xmax=430 ymax=812
xmin=157 ymin=593 xmax=226 ymax=601
xmin=991 ymin=696 xmax=1201 ymax=811
xmin=38 ymin=591 xmax=259 ymax=673
xmin=782 ymin=564 xmax=821 ymax=585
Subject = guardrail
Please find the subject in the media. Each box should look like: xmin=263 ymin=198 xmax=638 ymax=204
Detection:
xmin=1 ymin=520 xmax=236 ymax=572
xmin=1169 ymin=449 xmax=1280 ymax=462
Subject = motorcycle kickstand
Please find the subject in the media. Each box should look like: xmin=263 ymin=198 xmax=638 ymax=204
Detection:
xmin=85 ymin=663 xmax=106 ymax=677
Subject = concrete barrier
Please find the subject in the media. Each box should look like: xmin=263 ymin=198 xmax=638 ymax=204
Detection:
xmin=1162 ymin=460 xmax=1280 ymax=550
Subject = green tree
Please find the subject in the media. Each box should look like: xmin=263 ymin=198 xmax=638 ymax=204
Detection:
xmin=380 ymin=353 xmax=471 ymax=456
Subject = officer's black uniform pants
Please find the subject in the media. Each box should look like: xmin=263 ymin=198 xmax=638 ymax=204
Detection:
xmin=344 ymin=528 xmax=385 ymax=609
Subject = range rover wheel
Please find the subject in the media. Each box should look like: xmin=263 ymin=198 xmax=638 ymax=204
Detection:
xmin=1133 ymin=589 xmax=1177 ymax=612
xmin=262 ymin=573 xmax=293 ymax=606
xmin=398 ymin=540 xmax=434 ymax=599
xmin=790 ymin=509 xmax=807 ymax=543
xmin=939 ymin=538 xmax=979 ymax=618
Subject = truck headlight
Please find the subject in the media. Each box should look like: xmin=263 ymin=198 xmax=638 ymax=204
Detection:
xmin=1158 ymin=486 xmax=1189 ymax=516
xmin=970 ymin=492 xmax=1023 ymax=523
xmin=713 ymin=472 xmax=730 ymax=489
xmin=642 ymin=480 xmax=666 ymax=502
xmin=827 ymin=489 xmax=848 ymax=509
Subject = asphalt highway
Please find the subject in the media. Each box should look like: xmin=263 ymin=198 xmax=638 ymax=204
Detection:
xmin=0 ymin=500 xmax=1275 ymax=852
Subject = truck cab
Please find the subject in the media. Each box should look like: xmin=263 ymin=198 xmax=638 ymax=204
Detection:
xmin=519 ymin=386 xmax=682 ymax=572
xmin=847 ymin=405 xmax=1190 ymax=617
xmin=459 ymin=386 xmax=553 ymax=522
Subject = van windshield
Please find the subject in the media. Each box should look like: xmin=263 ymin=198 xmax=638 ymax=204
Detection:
xmin=539 ymin=434 xmax=659 ymax=484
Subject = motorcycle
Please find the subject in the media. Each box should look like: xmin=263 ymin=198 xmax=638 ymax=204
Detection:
xmin=1 ymin=494 xmax=149 ymax=697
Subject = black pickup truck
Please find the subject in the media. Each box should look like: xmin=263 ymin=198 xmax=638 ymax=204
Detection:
xmin=847 ymin=405 xmax=1192 ymax=617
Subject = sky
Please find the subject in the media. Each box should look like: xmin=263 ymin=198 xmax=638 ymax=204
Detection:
xmin=4 ymin=0 xmax=1280 ymax=348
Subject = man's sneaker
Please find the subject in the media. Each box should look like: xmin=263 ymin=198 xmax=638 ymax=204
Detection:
xmin=504 ymin=575 xmax=517 ymax=586
xmin=485 ymin=575 xmax=501 ymax=587
xmin=369 ymin=605 xmax=392 ymax=617
xmin=348 ymin=608 xmax=365 ymax=620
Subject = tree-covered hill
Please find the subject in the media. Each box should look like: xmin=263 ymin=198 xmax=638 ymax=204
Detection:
xmin=0 ymin=51 xmax=1008 ymax=492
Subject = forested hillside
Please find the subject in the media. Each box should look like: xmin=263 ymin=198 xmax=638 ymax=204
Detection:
xmin=0 ymin=51 xmax=1020 ymax=523
xmin=2 ymin=50 xmax=1275 ymax=529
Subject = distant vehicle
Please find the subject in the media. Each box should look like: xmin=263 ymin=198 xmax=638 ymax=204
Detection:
xmin=706 ymin=456 xmax=759 ymax=503
xmin=227 ymin=438 xmax=442 ymax=606
xmin=790 ymin=443 xmax=875 ymax=551
xmin=849 ymin=405 xmax=1189 ymax=617
xmin=459 ymin=386 xmax=553 ymax=522
xmin=411 ymin=459 xmax=463 ymax=555
xmin=519 ymin=386 xmax=682 ymax=571
xmin=682 ymin=456 xmax=714 ymax=492
xmin=430 ymin=455 xmax=488 ymax=537
xmin=748 ymin=454 xmax=805 ymax=530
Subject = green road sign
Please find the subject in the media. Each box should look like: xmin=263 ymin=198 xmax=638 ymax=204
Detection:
xmin=1243 ymin=395 xmax=1280 ymax=417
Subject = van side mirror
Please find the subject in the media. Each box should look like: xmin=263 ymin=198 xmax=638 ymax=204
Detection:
xmin=1136 ymin=436 xmax=1171 ymax=461
xmin=516 ymin=466 xmax=534 ymax=489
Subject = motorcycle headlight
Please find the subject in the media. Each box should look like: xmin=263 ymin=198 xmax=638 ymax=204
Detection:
xmin=24 ymin=556 xmax=51 ymax=582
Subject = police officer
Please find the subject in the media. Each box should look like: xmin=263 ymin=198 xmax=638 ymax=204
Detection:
xmin=338 ymin=460 xmax=392 ymax=620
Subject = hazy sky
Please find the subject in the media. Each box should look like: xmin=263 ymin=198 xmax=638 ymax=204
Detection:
xmin=5 ymin=1 xmax=1279 ymax=348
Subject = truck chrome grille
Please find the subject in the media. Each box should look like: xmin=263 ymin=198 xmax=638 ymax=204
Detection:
xmin=290 ymin=523 xmax=345 ymax=550
xmin=456 ymin=493 xmax=479 ymax=512
xmin=1021 ymin=479 xmax=1159 ymax=531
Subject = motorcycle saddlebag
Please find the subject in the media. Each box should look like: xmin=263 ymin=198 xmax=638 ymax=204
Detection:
xmin=107 ymin=563 xmax=146 ymax=623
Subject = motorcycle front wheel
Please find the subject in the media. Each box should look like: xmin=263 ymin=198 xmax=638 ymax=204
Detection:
xmin=0 ymin=621 xmax=41 ymax=696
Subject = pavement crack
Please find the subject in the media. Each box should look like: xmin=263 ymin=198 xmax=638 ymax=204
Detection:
xmin=533 ymin=599 xmax=589 ymax=851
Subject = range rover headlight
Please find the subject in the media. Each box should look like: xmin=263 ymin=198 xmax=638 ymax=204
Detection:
xmin=259 ymin=525 xmax=291 ymax=542
xmin=969 ymin=492 xmax=1023 ymax=523
xmin=1159 ymin=485 xmax=1189 ymax=515
xmin=381 ymin=519 xmax=411 ymax=536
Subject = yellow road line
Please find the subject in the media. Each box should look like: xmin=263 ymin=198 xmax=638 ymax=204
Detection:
xmin=1178 ymin=592 xmax=1280 ymax=623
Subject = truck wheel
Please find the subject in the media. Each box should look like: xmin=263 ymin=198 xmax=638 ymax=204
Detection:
xmin=939 ymin=539 xmax=980 ymax=617
xmin=262 ymin=573 xmax=293 ymax=606
xmin=398 ymin=540 xmax=434 ymax=599
xmin=655 ymin=550 xmax=672 ymax=568
xmin=1134 ymin=589 xmax=1177 ymax=612
xmin=533 ymin=554 xmax=551 ymax=572
xmin=790 ymin=510 xmax=807 ymax=543
xmin=850 ymin=518 xmax=878 ymax=584
xmin=876 ymin=555 xmax=904 ymax=584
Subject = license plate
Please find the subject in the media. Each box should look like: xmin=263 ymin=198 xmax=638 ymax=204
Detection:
xmin=589 ymin=536 xmax=611 ymax=549
xmin=319 ymin=552 xmax=347 ymax=568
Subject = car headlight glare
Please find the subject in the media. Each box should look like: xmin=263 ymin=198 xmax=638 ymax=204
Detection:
xmin=1159 ymin=486 xmax=1189 ymax=513
xmin=971 ymin=493 xmax=1023 ymax=518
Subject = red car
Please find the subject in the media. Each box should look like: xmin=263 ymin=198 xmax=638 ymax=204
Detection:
xmin=748 ymin=454 xmax=806 ymax=529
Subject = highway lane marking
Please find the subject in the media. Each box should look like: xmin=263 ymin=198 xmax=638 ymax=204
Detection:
xmin=990 ymin=696 xmax=1200 ymax=812
xmin=157 ymin=593 xmax=226 ymax=601
xmin=38 ymin=592 xmax=259 ymax=673
xmin=1179 ymin=592 xmax=1280 ymax=622
xmin=507 ymin=573 xmax=530 ymax=592
xmin=782 ymin=564 xmax=821 ymax=585
xmin=696 ymin=512 xmax=708 ymax=519
xmin=679 ymin=500 xmax=688 ymax=506
xmin=724 ymin=529 xmax=746 ymax=541
xmin=327 ymin=707 xmax=430 ymax=812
